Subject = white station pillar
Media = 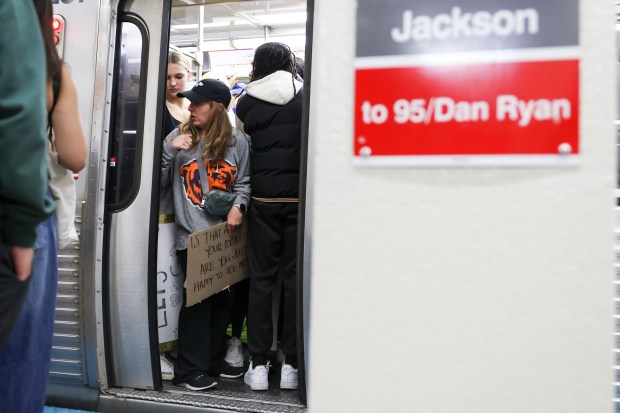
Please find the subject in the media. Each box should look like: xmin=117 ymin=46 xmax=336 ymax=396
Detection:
xmin=306 ymin=1 xmax=615 ymax=412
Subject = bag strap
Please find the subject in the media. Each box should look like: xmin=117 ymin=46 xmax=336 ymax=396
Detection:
xmin=195 ymin=149 xmax=210 ymax=201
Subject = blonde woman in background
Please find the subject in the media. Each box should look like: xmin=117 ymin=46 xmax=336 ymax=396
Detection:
xmin=201 ymin=70 xmax=230 ymax=86
xmin=164 ymin=50 xmax=192 ymax=134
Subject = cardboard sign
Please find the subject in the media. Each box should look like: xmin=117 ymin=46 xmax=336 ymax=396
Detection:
xmin=156 ymin=219 xmax=183 ymax=350
xmin=185 ymin=221 xmax=247 ymax=307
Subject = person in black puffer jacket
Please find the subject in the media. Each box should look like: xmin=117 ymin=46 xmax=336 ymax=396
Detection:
xmin=235 ymin=42 xmax=302 ymax=392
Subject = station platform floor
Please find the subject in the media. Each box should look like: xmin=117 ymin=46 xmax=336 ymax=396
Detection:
xmin=44 ymin=407 xmax=96 ymax=413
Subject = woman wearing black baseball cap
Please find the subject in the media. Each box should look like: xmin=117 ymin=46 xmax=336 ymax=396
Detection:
xmin=161 ymin=78 xmax=251 ymax=391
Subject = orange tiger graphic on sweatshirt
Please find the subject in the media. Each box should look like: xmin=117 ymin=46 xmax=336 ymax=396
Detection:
xmin=180 ymin=159 xmax=238 ymax=207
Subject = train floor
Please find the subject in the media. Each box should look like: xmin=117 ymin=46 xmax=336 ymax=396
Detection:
xmin=106 ymin=356 xmax=305 ymax=413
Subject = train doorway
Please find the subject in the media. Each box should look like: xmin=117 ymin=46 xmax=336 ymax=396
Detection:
xmin=48 ymin=0 xmax=313 ymax=412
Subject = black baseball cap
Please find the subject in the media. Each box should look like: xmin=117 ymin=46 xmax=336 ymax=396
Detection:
xmin=178 ymin=79 xmax=231 ymax=107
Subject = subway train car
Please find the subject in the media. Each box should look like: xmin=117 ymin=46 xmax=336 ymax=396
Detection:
xmin=47 ymin=0 xmax=312 ymax=411
xmin=44 ymin=1 xmax=616 ymax=413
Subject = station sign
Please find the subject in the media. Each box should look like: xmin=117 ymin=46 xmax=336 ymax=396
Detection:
xmin=354 ymin=0 xmax=580 ymax=166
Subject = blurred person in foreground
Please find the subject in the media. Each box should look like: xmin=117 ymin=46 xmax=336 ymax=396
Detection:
xmin=0 ymin=0 xmax=87 ymax=411
xmin=0 ymin=0 xmax=54 ymax=352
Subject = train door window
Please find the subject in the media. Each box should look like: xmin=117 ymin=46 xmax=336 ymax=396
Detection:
xmin=108 ymin=21 xmax=145 ymax=208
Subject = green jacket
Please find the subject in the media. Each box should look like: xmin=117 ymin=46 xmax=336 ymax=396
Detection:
xmin=0 ymin=0 xmax=55 ymax=247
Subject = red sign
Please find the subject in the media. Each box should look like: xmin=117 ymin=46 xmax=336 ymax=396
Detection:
xmin=354 ymin=59 xmax=579 ymax=164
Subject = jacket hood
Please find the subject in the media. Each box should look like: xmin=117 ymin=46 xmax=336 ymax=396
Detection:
xmin=245 ymin=71 xmax=303 ymax=105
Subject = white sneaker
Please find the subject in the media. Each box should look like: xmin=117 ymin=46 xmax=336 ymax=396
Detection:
xmin=244 ymin=361 xmax=269 ymax=391
xmin=160 ymin=353 xmax=174 ymax=380
xmin=224 ymin=337 xmax=244 ymax=367
xmin=280 ymin=363 xmax=298 ymax=390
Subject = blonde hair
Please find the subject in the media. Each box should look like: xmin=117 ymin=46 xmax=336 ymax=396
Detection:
xmin=168 ymin=50 xmax=191 ymax=79
xmin=179 ymin=102 xmax=233 ymax=162
xmin=201 ymin=71 xmax=230 ymax=87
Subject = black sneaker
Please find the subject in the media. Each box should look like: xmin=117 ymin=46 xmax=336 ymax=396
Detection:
xmin=219 ymin=363 xmax=244 ymax=378
xmin=181 ymin=374 xmax=218 ymax=391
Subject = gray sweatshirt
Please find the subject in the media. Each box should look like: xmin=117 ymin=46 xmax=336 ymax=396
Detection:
xmin=161 ymin=128 xmax=251 ymax=250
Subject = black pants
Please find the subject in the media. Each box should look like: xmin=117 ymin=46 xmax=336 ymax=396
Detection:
xmin=230 ymin=278 xmax=249 ymax=338
xmin=0 ymin=243 xmax=30 ymax=352
xmin=247 ymin=202 xmax=298 ymax=367
xmin=173 ymin=249 xmax=233 ymax=383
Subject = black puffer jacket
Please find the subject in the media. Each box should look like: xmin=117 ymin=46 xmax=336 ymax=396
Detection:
xmin=236 ymin=71 xmax=303 ymax=199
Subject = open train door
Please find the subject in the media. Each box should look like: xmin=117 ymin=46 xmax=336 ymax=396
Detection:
xmin=100 ymin=0 xmax=172 ymax=391
xmin=48 ymin=0 xmax=173 ymax=407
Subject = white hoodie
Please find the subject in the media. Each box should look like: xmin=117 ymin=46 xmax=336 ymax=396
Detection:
xmin=236 ymin=71 xmax=302 ymax=131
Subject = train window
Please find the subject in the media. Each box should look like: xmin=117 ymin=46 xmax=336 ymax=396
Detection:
xmin=107 ymin=21 xmax=146 ymax=208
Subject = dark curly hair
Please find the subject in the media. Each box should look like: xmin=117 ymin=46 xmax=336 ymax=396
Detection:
xmin=33 ymin=0 xmax=62 ymax=80
xmin=294 ymin=57 xmax=304 ymax=80
xmin=250 ymin=42 xmax=296 ymax=82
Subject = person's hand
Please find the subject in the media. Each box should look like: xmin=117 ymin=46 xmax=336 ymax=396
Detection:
xmin=226 ymin=206 xmax=243 ymax=233
xmin=9 ymin=246 xmax=34 ymax=282
xmin=171 ymin=134 xmax=193 ymax=151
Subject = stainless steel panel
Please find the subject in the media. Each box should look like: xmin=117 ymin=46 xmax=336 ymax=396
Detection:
xmin=48 ymin=0 xmax=118 ymax=395
xmin=57 ymin=280 xmax=79 ymax=294
xmin=54 ymin=307 xmax=80 ymax=323
xmin=50 ymin=298 xmax=84 ymax=382
xmin=106 ymin=0 xmax=167 ymax=390
xmin=51 ymin=222 xmax=84 ymax=385
xmin=84 ymin=0 xmax=118 ymax=390
xmin=52 ymin=333 xmax=82 ymax=349
xmin=107 ymin=215 xmax=153 ymax=388
xmin=50 ymin=358 xmax=83 ymax=376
